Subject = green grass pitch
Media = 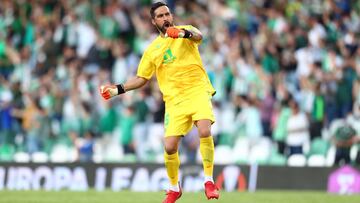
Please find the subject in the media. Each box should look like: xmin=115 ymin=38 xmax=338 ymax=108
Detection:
xmin=0 ymin=190 xmax=359 ymax=203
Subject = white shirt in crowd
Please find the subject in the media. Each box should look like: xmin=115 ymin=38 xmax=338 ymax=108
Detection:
xmin=75 ymin=22 xmax=96 ymax=58
xmin=286 ymin=112 xmax=310 ymax=146
xmin=308 ymin=23 xmax=326 ymax=48
xmin=294 ymin=47 xmax=314 ymax=77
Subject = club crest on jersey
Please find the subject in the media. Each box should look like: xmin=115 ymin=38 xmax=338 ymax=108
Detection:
xmin=163 ymin=48 xmax=176 ymax=64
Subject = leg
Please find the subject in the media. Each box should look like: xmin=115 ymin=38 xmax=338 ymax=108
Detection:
xmin=277 ymin=141 xmax=285 ymax=155
xmin=195 ymin=120 xmax=215 ymax=181
xmin=289 ymin=145 xmax=302 ymax=156
xmin=192 ymin=93 xmax=216 ymax=168
xmin=164 ymin=136 xmax=182 ymax=155
xmin=162 ymin=103 xmax=192 ymax=203
xmin=334 ymin=148 xmax=343 ymax=165
xmin=195 ymin=119 xmax=219 ymax=199
xmin=344 ymin=148 xmax=351 ymax=164
xmin=355 ymin=150 xmax=360 ymax=164
xmin=164 ymin=136 xmax=182 ymax=191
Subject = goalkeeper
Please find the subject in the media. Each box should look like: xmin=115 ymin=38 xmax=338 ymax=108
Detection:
xmin=100 ymin=2 xmax=219 ymax=203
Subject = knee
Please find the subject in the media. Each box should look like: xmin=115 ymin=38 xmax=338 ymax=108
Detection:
xmin=164 ymin=143 xmax=178 ymax=155
xmin=198 ymin=127 xmax=211 ymax=138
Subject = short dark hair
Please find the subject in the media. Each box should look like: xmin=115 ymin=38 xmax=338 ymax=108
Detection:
xmin=150 ymin=2 xmax=168 ymax=19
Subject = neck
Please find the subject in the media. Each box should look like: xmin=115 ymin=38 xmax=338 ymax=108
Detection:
xmin=154 ymin=25 xmax=166 ymax=37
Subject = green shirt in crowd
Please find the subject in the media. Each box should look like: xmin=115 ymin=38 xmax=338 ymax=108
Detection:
xmin=273 ymin=107 xmax=291 ymax=141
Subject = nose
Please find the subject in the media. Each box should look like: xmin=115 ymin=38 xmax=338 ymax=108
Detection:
xmin=163 ymin=15 xmax=170 ymax=21
xmin=163 ymin=19 xmax=169 ymax=25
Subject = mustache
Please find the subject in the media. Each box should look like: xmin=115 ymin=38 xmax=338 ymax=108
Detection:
xmin=162 ymin=21 xmax=171 ymax=29
xmin=154 ymin=21 xmax=172 ymax=34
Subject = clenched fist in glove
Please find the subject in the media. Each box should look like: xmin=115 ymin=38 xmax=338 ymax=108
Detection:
xmin=165 ymin=27 xmax=192 ymax=39
xmin=100 ymin=84 xmax=125 ymax=100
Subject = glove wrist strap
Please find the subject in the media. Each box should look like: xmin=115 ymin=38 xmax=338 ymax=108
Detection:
xmin=116 ymin=84 xmax=126 ymax=94
xmin=182 ymin=29 xmax=193 ymax=38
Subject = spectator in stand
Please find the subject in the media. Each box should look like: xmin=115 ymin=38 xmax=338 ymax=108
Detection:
xmin=286 ymin=98 xmax=310 ymax=156
xmin=0 ymin=77 xmax=14 ymax=146
xmin=346 ymin=104 xmax=360 ymax=165
xmin=22 ymin=94 xmax=51 ymax=154
xmin=234 ymin=95 xmax=263 ymax=143
xmin=332 ymin=124 xmax=357 ymax=165
xmin=260 ymin=88 xmax=275 ymax=138
xmin=272 ymin=99 xmax=291 ymax=155
xmin=133 ymin=88 xmax=151 ymax=161
xmin=0 ymin=0 xmax=359 ymax=164
xmin=76 ymin=131 xmax=95 ymax=162
xmin=309 ymin=82 xmax=325 ymax=140
xmin=119 ymin=104 xmax=136 ymax=155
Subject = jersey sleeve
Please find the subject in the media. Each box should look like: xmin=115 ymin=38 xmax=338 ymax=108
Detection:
xmin=137 ymin=52 xmax=155 ymax=80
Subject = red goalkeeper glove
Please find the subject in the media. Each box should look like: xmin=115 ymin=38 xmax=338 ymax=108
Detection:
xmin=100 ymin=84 xmax=125 ymax=100
xmin=165 ymin=27 xmax=192 ymax=38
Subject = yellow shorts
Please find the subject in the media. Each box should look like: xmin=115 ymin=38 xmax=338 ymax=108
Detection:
xmin=164 ymin=92 xmax=215 ymax=137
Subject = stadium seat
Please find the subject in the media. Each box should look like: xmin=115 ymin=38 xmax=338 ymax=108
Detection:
xmin=31 ymin=152 xmax=49 ymax=163
xmin=68 ymin=147 xmax=78 ymax=162
xmin=103 ymin=144 xmax=124 ymax=162
xmin=307 ymin=154 xmax=326 ymax=167
xmin=217 ymin=132 xmax=234 ymax=146
xmin=50 ymin=144 xmax=71 ymax=162
xmin=350 ymin=145 xmax=358 ymax=162
xmin=44 ymin=139 xmax=55 ymax=155
xmin=321 ymin=128 xmax=331 ymax=140
xmin=147 ymin=124 xmax=165 ymax=154
xmin=214 ymin=145 xmax=234 ymax=164
xmin=0 ymin=144 xmax=15 ymax=161
xmin=13 ymin=152 xmax=31 ymax=163
xmin=308 ymin=138 xmax=330 ymax=156
xmin=232 ymin=137 xmax=250 ymax=164
xmin=93 ymin=154 xmax=103 ymax=163
xmin=287 ymin=154 xmax=306 ymax=167
xmin=196 ymin=148 xmax=202 ymax=164
xmin=302 ymin=141 xmax=310 ymax=155
xmin=93 ymin=139 xmax=104 ymax=163
xmin=326 ymin=146 xmax=336 ymax=166
xmin=121 ymin=154 xmax=137 ymax=163
xmin=155 ymin=152 xmax=165 ymax=163
xmin=268 ymin=151 xmax=287 ymax=166
xmin=248 ymin=138 xmax=271 ymax=164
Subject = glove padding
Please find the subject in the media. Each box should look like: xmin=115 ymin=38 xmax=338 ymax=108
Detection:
xmin=166 ymin=27 xmax=185 ymax=38
xmin=100 ymin=85 xmax=118 ymax=100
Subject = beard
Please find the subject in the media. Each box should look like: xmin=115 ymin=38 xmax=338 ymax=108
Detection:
xmin=155 ymin=21 xmax=173 ymax=34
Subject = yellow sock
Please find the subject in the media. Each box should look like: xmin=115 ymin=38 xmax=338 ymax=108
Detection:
xmin=164 ymin=151 xmax=180 ymax=186
xmin=200 ymin=136 xmax=214 ymax=178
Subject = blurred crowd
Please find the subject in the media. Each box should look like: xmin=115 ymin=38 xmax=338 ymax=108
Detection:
xmin=1 ymin=0 xmax=360 ymax=165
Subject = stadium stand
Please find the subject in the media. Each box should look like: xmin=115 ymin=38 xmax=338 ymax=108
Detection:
xmin=0 ymin=0 xmax=360 ymax=167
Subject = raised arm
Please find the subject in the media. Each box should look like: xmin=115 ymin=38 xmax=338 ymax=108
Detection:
xmin=100 ymin=76 xmax=148 ymax=100
xmin=123 ymin=76 xmax=148 ymax=91
xmin=186 ymin=26 xmax=202 ymax=42
xmin=166 ymin=26 xmax=203 ymax=42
